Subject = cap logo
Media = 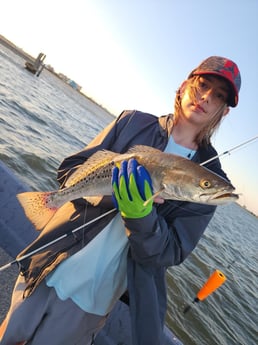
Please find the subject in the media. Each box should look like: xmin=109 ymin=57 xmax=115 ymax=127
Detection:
xmin=223 ymin=59 xmax=240 ymax=87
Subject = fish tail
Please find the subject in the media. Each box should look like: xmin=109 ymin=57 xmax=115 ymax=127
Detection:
xmin=17 ymin=191 xmax=59 ymax=231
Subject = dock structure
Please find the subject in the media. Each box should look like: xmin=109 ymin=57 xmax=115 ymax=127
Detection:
xmin=25 ymin=52 xmax=46 ymax=77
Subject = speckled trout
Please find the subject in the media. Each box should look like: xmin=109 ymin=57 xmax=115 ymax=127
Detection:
xmin=17 ymin=145 xmax=238 ymax=230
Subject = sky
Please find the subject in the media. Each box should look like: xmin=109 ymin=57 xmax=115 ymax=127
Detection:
xmin=1 ymin=0 xmax=258 ymax=215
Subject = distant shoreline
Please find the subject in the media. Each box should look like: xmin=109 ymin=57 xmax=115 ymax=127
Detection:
xmin=238 ymin=203 xmax=258 ymax=218
xmin=0 ymin=34 xmax=115 ymax=120
xmin=0 ymin=34 xmax=35 ymax=62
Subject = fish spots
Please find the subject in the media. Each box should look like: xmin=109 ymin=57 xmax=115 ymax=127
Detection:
xmin=16 ymin=145 xmax=237 ymax=231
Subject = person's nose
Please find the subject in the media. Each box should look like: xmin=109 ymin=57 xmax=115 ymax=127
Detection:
xmin=201 ymin=88 xmax=213 ymax=102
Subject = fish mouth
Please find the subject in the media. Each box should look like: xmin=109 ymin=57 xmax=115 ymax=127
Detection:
xmin=213 ymin=192 xmax=239 ymax=201
xmin=200 ymin=191 xmax=239 ymax=204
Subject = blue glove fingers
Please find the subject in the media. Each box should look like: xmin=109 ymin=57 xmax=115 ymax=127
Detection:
xmin=136 ymin=165 xmax=153 ymax=200
xmin=120 ymin=160 xmax=132 ymax=200
xmin=127 ymin=158 xmax=153 ymax=200
xmin=111 ymin=165 xmax=119 ymax=189
xmin=127 ymin=159 xmax=140 ymax=200
xmin=119 ymin=160 xmax=129 ymax=185
xmin=127 ymin=158 xmax=138 ymax=175
xmin=112 ymin=158 xmax=153 ymax=210
xmin=111 ymin=159 xmax=153 ymax=218
xmin=111 ymin=166 xmax=120 ymax=209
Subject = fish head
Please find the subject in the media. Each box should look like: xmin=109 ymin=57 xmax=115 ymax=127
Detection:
xmin=156 ymin=159 xmax=238 ymax=205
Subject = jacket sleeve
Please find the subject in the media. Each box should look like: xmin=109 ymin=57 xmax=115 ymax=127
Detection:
xmin=123 ymin=201 xmax=216 ymax=268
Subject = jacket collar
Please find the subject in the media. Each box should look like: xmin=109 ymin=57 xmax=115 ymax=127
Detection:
xmin=158 ymin=114 xmax=174 ymax=138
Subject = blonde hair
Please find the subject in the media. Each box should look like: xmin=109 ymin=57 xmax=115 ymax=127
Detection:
xmin=173 ymin=76 xmax=227 ymax=146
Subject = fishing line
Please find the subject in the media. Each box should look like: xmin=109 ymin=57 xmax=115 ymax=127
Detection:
xmin=226 ymin=259 xmax=236 ymax=270
xmin=0 ymin=208 xmax=117 ymax=273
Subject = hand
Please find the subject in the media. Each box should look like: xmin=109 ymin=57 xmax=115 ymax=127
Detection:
xmin=112 ymin=159 xmax=153 ymax=219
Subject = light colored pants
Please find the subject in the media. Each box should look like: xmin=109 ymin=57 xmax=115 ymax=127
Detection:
xmin=0 ymin=275 xmax=107 ymax=345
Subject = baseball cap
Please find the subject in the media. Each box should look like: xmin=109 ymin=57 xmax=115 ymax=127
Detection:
xmin=188 ymin=56 xmax=241 ymax=107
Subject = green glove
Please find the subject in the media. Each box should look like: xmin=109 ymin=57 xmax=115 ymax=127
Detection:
xmin=112 ymin=158 xmax=153 ymax=219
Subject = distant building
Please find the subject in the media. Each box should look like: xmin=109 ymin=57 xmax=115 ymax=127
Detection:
xmin=67 ymin=79 xmax=82 ymax=91
xmin=58 ymin=73 xmax=69 ymax=82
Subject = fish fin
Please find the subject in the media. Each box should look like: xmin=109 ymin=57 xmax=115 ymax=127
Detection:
xmin=143 ymin=190 xmax=164 ymax=206
xmin=127 ymin=145 xmax=162 ymax=154
xmin=65 ymin=150 xmax=118 ymax=187
xmin=83 ymin=196 xmax=103 ymax=206
xmin=17 ymin=191 xmax=58 ymax=231
xmin=58 ymin=164 xmax=83 ymax=188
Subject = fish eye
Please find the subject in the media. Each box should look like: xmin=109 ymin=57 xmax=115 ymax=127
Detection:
xmin=200 ymin=179 xmax=211 ymax=189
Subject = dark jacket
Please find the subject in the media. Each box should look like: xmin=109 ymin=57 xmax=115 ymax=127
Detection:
xmin=18 ymin=110 xmax=229 ymax=344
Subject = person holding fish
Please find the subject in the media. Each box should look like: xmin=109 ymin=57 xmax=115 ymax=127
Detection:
xmin=0 ymin=56 xmax=241 ymax=345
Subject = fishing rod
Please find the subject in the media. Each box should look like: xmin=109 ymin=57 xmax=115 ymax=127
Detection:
xmin=200 ymin=135 xmax=258 ymax=166
xmin=0 ymin=208 xmax=117 ymax=273
xmin=0 ymin=135 xmax=257 ymax=272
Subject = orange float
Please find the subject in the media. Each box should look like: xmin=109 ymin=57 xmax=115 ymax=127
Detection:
xmin=197 ymin=269 xmax=226 ymax=301
xmin=183 ymin=269 xmax=226 ymax=314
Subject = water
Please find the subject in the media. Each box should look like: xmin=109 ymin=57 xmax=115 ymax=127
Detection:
xmin=166 ymin=204 xmax=258 ymax=345
xmin=1 ymin=45 xmax=257 ymax=345
xmin=0 ymin=44 xmax=114 ymax=191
